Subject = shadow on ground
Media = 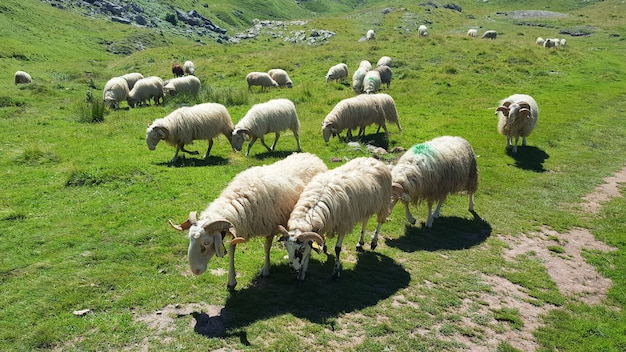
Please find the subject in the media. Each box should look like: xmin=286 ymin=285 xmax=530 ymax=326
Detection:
xmin=507 ymin=146 xmax=549 ymax=172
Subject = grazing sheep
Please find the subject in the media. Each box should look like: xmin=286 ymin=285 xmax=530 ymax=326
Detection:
xmin=169 ymin=152 xmax=328 ymax=289
xmin=325 ymin=63 xmax=349 ymax=83
xmin=279 ymin=157 xmax=393 ymax=281
xmin=120 ymin=72 xmax=144 ymax=91
xmin=102 ymin=77 xmax=129 ymax=110
xmin=232 ymin=98 xmax=302 ymax=156
xmin=246 ymin=72 xmax=279 ymax=92
xmin=374 ymin=65 xmax=392 ymax=89
xmin=391 ymin=136 xmax=478 ymax=228
xmin=183 ymin=60 xmax=195 ymax=75
xmin=172 ymin=64 xmax=184 ymax=77
xmin=359 ymin=60 xmax=372 ymax=71
xmin=418 ymin=25 xmax=429 ymax=38
xmin=163 ymin=75 xmax=201 ymax=97
xmin=377 ymin=56 xmax=392 ymax=67
xmin=536 ymin=37 xmax=545 ymax=46
xmin=481 ymin=30 xmax=497 ymax=40
xmin=467 ymin=29 xmax=478 ymax=38
xmin=366 ymin=29 xmax=375 ymax=40
xmin=267 ymin=68 xmax=293 ymax=88
xmin=322 ymin=93 xmax=401 ymax=142
xmin=560 ymin=38 xmax=567 ymax=46
xmin=146 ymin=102 xmax=235 ymax=164
xmin=352 ymin=67 xmax=368 ymax=94
xmin=495 ymin=94 xmax=539 ymax=153
xmin=543 ymin=38 xmax=557 ymax=48
xmin=127 ymin=76 xmax=164 ymax=107
xmin=14 ymin=70 xmax=32 ymax=85
xmin=363 ymin=70 xmax=381 ymax=94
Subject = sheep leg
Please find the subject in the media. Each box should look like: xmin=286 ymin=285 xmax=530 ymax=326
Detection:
xmin=512 ymin=136 xmax=519 ymax=153
xmin=227 ymin=242 xmax=238 ymax=290
xmin=371 ymin=221 xmax=382 ymax=250
xmin=356 ymin=220 xmax=367 ymax=252
xmin=270 ymin=132 xmax=280 ymax=151
xmin=203 ymin=139 xmax=214 ymax=159
xmin=259 ymin=136 xmax=273 ymax=152
xmin=332 ymin=235 xmax=345 ymax=279
xmin=170 ymin=147 xmax=181 ymax=165
xmin=468 ymin=193 xmax=475 ymax=212
xmin=245 ymin=137 xmax=258 ymax=156
xmin=293 ymin=130 xmax=302 ymax=152
xmin=522 ymin=136 xmax=527 ymax=147
xmin=260 ymin=236 xmax=272 ymax=277
xmin=403 ymin=201 xmax=417 ymax=225
xmin=425 ymin=201 xmax=435 ymax=228
xmin=432 ymin=198 xmax=445 ymax=219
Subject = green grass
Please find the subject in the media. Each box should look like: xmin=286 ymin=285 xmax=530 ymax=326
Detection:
xmin=1 ymin=0 xmax=626 ymax=350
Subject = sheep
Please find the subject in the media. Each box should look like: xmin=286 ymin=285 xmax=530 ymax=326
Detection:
xmin=267 ymin=68 xmax=293 ymax=88
xmin=146 ymin=102 xmax=235 ymax=164
xmin=102 ymin=76 xmax=129 ymax=110
xmin=163 ymin=75 xmax=201 ymax=97
xmin=232 ymin=98 xmax=302 ymax=156
xmin=169 ymin=152 xmax=328 ymax=289
xmin=418 ymin=25 xmax=429 ymax=38
xmin=351 ymin=67 xmax=368 ymax=94
xmin=358 ymin=60 xmax=372 ymax=71
xmin=279 ymin=156 xmax=393 ymax=281
xmin=246 ymin=72 xmax=279 ymax=92
xmin=120 ymin=72 xmax=144 ymax=91
xmin=536 ymin=37 xmax=545 ymax=46
xmin=172 ymin=64 xmax=184 ymax=77
xmin=391 ymin=136 xmax=478 ymax=228
xmin=366 ymin=29 xmax=375 ymax=40
xmin=377 ymin=56 xmax=392 ymax=67
xmin=467 ymin=29 xmax=478 ymax=38
xmin=321 ymin=93 xmax=401 ymax=142
xmin=183 ymin=60 xmax=195 ymax=75
xmin=543 ymin=38 xmax=557 ymax=48
xmin=325 ymin=63 xmax=348 ymax=83
xmin=374 ymin=65 xmax=392 ymax=89
xmin=560 ymin=38 xmax=567 ymax=46
xmin=363 ymin=70 xmax=381 ymax=94
xmin=127 ymin=76 xmax=164 ymax=108
xmin=481 ymin=30 xmax=497 ymax=40
xmin=14 ymin=70 xmax=32 ymax=85
xmin=495 ymin=94 xmax=539 ymax=153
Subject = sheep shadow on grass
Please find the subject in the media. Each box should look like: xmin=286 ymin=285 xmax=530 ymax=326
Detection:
xmin=251 ymin=149 xmax=302 ymax=160
xmin=506 ymin=146 xmax=549 ymax=172
xmin=385 ymin=211 xmax=492 ymax=252
xmin=190 ymin=251 xmax=410 ymax=340
xmin=157 ymin=155 xmax=230 ymax=168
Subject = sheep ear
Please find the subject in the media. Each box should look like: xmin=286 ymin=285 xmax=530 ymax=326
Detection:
xmin=155 ymin=126 xmax=168 ymax=139
xmin=236 ymin=128 xmax=250 ymax=136
xmin=495 ymin=106 xmax=509 ymax=116
xmin=214 ymin=233 xmax=226 ymax=258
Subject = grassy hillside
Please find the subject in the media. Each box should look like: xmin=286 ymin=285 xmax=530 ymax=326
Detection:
xmin=1 ymin=0 xmax=626 ymax=350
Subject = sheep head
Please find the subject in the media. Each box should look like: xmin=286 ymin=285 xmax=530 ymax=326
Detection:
xmin=146 ymin=125 xmax=168 ymax=150
xmin=321 ymin=122 xmax=337 ymax=142
xmin=231 ymin=128 xmax=250 ymax=152
xmin=506 ymin=101 xmax=532 ymax=124
xmin=170 ymin=212 xmax=234 ymax=276
xmin=279 ymin=225 xmax=324 ymax=281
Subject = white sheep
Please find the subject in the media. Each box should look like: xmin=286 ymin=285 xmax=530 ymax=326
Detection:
xmin=321 ymin=93 xmax=401 ymax=142
xmin=377 ymin=56 xmax=392 ymax=67
xmin=374 ymin=65 xmax=392 ymax=89
xmin=418 ymin=25 xmax=429 ymax=38
xmin=14 ymin=70 xmax=32 ymax=85
xmin=363 ymin=70 xmax=381 ymax=94
xmin=560 ymin=38 xmax=567 ymax=46
xmin=246 ymin=72 xmax=279 ymax=92
xmin=543 ymin=38 xmax=557 ymax=48
xmin=351 ymin=67 xmax=367 ymax=94
xmin=232 ymin=98 xmax=302 ymax=156
xmin=495 ymin=94 xmax=539 ymax=153
xmin=467 ymin=29 xmax=478 ymax=38
xmin=481 ymin=30 xmax=497 ymax=40
xmin=163 ymin=75 xmax=201 ymax=97
xmin=127 ymin=76 xmax=164 ymax=108
xmin=120 ymin=72 xmax=144 ymax=91
xmin=359 ymin=60 xmax=372 ymax=71
xmin=391 ymin=136 xmax=478 ymax=228
xmin=536 ymin=37 xmax=545 ymax=46
xmin=146 ymin=102 xmax=235 ymax=164
xmin=183 ymin=60 xmax=195 ymax=75
xmin=325 ymin=63 xmax=349 ymax=83
xmin=267 ymin=68 xmax=293 ymax=88
xmin=279 ymin=156 xmax=393 ymax=281
xmin=169 ymin=152 xmax=328 ymax=289
xmin=366 ymin=29 xmax=376 ymax=40
xmin=102 ymin=76 xmax=129 ymax=109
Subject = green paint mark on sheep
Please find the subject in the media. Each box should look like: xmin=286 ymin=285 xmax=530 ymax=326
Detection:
xmin=409 ymin=143 xmax=433 ymax=156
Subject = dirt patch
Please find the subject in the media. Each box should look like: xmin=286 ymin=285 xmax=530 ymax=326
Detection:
xmin=581 ymin=166 xmax=626 ymax=214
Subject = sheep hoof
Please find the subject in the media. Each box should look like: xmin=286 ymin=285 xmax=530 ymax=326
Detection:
xmin=370 ymin=240 xmax=378 ymax=250
xmin=226 ymin=283 xmax=237 ymax=291
xmin=355 ymin=243 xmax=364 ymax=252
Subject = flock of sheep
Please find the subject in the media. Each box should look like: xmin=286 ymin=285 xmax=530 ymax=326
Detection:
xmin=12 ymin=24 xmax=541 ymax=289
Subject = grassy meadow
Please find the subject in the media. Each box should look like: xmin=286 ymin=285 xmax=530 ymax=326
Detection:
xmin=1 ymin=0 xmax=626 ymax=350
